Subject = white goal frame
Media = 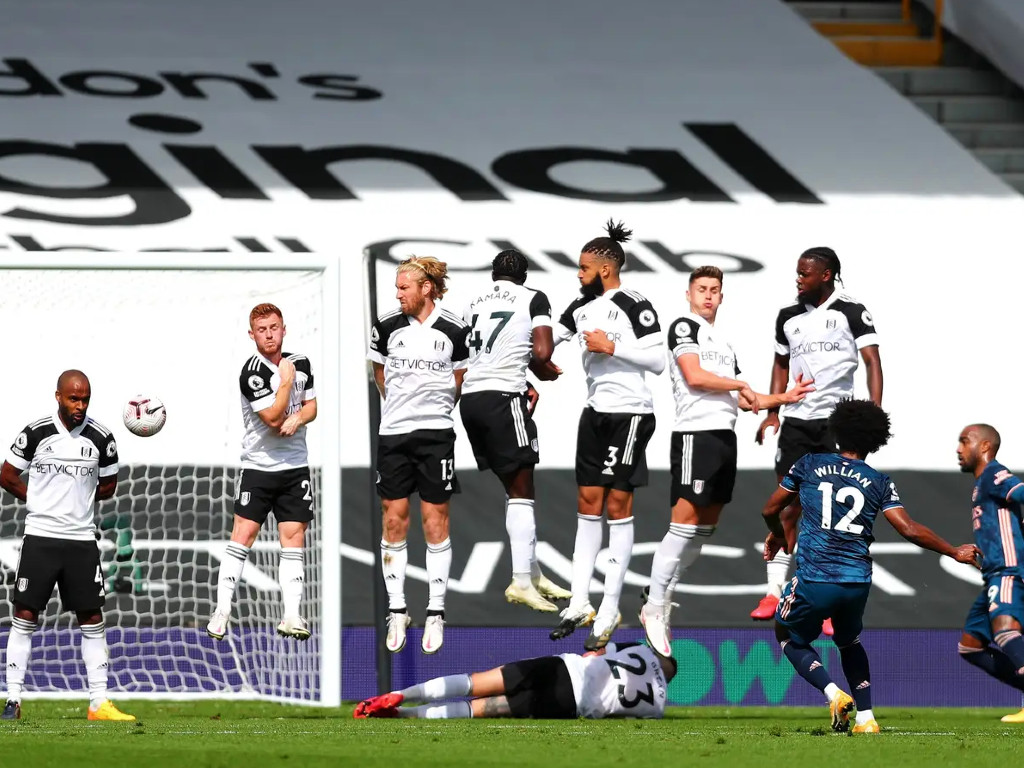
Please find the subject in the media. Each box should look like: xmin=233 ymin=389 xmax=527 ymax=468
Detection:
xmin=0 ymin=253 xmax=342 ymax=707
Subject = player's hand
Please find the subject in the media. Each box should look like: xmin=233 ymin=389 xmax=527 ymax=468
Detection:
xmin=278 ymin=357 xmax=296 ymax=387
xmin=781 ymin=374 xmax=815 ymax=404
xmin=953 ymin=544 xmax=983 ymax=569
xmin=738 ymin=385 xmax=758 ymax=414
xmin=526 ymin=385 xmax=540 ymax=413
xmin=279 ymin=413 xmax=302 ymax=436
xmin=763 ymin=532 xmax=787 ymax=561
xmin=756 ymin=411 xmax=780 ymax=445
xmin=583 ymin=329 xmax=615 ymax=355
xmin=529 ymin=358 xmax=562 ymax=381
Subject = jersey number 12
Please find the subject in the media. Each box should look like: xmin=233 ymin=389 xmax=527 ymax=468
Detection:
xmin=816 ymin=482 xmax=865 ymax=534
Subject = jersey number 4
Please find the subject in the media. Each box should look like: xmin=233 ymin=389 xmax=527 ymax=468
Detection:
xmin=468 ymin=311 xmax=513 ymax=354
xmin=605 ymin=652 xmax=655 ymax=708
xmin=816 ymin=482 xmax=865 ymax=534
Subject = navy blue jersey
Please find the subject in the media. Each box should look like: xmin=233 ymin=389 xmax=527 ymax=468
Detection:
xmin=971 ymin=461 xmax=1024 ymax=579
xmin=782 ymin=453 xmax=903 ymax=583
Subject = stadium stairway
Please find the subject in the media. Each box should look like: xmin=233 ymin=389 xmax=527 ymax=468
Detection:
xmin=789 ymin=0 xmax=1024 ymax=193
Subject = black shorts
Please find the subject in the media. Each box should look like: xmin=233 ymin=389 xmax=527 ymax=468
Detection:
xmin=376 ymin=428 xmax=460 ymax=504
xmin=501 ymin=656 xmax=578 ymax=719
xmin=460 ymin=391 xmax=539 ymax=475
xmin=776 ymin=417 xmax=833 ymax=476
xmin=576 ymin=408 xmax=656 ymax=491
xmin=671 ymin=430 xmax=737 ymax=507
xmin=13 ymin=535 xmax=105 ymax=613
xmin=234 ymin=466 xmax=315 ymax=525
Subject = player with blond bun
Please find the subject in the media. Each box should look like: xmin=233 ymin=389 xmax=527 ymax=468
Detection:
xmin=207 ymin=303 xmax=318 ymax=643
xmin=368 ymin=256 xmax=470 ymax=655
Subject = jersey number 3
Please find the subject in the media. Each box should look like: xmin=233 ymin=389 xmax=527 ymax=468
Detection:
xmin=816 ymin=482 xmax=865 ymax=534
xmin=468 ymin=311 xmax=513 ymax=354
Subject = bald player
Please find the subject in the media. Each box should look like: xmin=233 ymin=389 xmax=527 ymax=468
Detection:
xmin=955 ymin=423 xmax=1024 ymax=722
xmin=0 ymin=371 xmax=134 ymax=721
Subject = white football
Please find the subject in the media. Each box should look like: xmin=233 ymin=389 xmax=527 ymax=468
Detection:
xmin=123 ymin=395 xmax=167 ymax=437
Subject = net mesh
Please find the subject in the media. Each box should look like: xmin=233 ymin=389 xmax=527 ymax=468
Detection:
xmin=0 ymin=268 xmax=326 ymax=701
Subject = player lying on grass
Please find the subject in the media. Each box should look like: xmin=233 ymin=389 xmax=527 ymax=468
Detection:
xmin=762 ymin=399 xmax=979 ymax=734
xmin=354 ymin=641 xmax=675 ymax=720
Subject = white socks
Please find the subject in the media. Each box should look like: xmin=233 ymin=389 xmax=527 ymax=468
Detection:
xmin=380 ymin=539 xmax=408 ymax=611
xmin=569 ymin=514 xmax=604 ymax=610
xmin=506 ymin=498 xmax=537 ymax=588
xmin=766 ymin=552 xmax=793 ymax=598
xmin=279 ymin=547 xmax=304 ymax=618
xmin=855 ymin=708 xmax=875 ymax=725
xmin=216 ymin=542 xmax=250 ymax=615
xmin=3 ymin=617 xmax=35 ymax=702
xmin=399 ymin=673 xmax=473 ymax=701
xmin=80 ymin=622 xmax=109 ymax=709
xmin=596 ymin=517 xmax=634 ymax=624
xmin=648 ymin=523 xmax=715 ymax=606
xmin=397 ymin=702 xmax=472 ymax=719
xmin=824 ymin=682 xmax=840 ymax=702
xmin=425 ymin=538 xmax=452 ymax=613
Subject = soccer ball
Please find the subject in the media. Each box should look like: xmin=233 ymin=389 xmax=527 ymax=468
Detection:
xmin=123 ymin=395 xmax=167 ymax=437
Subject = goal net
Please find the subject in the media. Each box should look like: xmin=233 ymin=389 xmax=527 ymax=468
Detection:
xmin=0 ymin=255 xmax=341 ymax=705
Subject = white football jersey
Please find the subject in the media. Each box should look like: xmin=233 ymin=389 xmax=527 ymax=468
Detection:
xmin=368 ymin=304 xmax=470 ymax=436
xmin=239 ymin=352 xmax=316 ymax=471
xmin=668 ymin=311 xmax=741 ymax=432
xmin=775 ymin=292 xmax=879 ymax=421
xmin=6 ymin=414 xmax=118 ymax=541
xmin=461 ymin=280 xmax=551 ymax=395
xmin=560 ymin=643 xmax=668 ymax=719
xmin=554 ymin=287 xmax=663 ymax=414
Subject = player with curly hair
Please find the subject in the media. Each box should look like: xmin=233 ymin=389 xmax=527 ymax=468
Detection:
xmin=761 ymin=399 xmax=979 ymax=734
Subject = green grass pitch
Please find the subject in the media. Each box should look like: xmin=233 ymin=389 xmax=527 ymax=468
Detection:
xmin=2 ymin=701 xmax=1022 ymax=767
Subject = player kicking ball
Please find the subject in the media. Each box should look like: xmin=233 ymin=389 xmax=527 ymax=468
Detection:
xmin=353 ymin=641 xmax=674 ymax=720
xmin=762 ymin=399 xmax=978 ymax=734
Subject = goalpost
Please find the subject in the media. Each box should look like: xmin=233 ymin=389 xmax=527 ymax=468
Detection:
xmin=0 ymin=254 xmax=341 ymax=706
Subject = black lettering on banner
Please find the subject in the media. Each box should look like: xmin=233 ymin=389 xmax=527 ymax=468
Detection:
xmin=0 ymin=140 xmax=191 ymax=225
xmin=685 ymin=123 xmax=822 ymax=205
xmin=492 ymin=148 xmax=734 ymax=203
xmin=296 ymin=75 xmax=383 ymax=101
xmin=642 ymin=243 xmax=764 ymax=275
xmin=253 ymin=145 xmax=507 ymax=201
xmin=605 ymin=652 xmax=655 ymax=709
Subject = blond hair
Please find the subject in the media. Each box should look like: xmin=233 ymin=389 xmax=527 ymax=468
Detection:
xmin=397 ymin=256 xmax=449 ymax=300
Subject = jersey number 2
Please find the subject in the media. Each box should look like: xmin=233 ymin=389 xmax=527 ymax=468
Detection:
xmin=605 ymin=652 xmax=655 ymax=708
xmin=816 ymin=482 xmax=865 ymax=534
xmin=468 ymin=311 xmax=513 ymax=354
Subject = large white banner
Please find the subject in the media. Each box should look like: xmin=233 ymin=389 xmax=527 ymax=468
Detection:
xmin=0 ymin=0 xmax=1020 ymax=470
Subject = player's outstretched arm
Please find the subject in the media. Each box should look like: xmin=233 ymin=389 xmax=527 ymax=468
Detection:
xmin=884 ymin=506 xmax=979 ymax=564
xmin=860 ymin=345 xmax=883 ymax=406
xmin=755 ymin=354 xmax=790 ymax=444
xmin=0 ymin=461 xmax=27 ymax=502
xmin=677 ymin=353 xmax=753 ymax=397
xmin=746 ymin=374 xmax=815 ymax=413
